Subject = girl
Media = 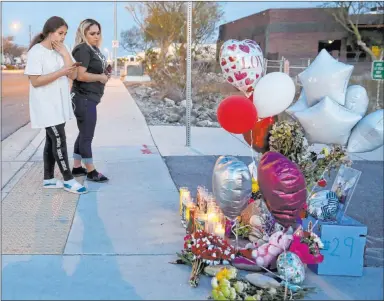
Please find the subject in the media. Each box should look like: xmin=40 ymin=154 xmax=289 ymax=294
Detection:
xmin=24 ymin=16 xmax=87 ymax=194
xmin=71 ymin=19 xmax=109 ymax=182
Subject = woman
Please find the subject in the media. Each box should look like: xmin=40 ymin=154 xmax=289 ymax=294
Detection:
xmin=24 ymin=16 xmax=87 ymax=194
xmin=71 ymin=19 xmax=109 ymax=182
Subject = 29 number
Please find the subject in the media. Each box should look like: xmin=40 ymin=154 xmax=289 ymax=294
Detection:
xmin=330 ymin=237 xmax=354 ymax=257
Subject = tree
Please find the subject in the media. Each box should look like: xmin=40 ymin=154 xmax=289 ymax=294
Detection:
xmin=125 ymin=2 xmax=224 ymax=99
xmin=126 ymin=2 xmax=223 ymax=62
xmin=2 ymin=36 xmax=26 ymax=64
xmin=120 ymin=26 xmax=152 ymax=55
xmin=322 ymin=2 xmax=384 ymax=60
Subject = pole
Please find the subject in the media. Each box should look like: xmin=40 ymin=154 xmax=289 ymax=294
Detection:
xmin=377 ymin=50 xmax=384 ymax=110
xmin=185 ymin=2 xmax=192 ymax=147
xmin=114 ymin=0 xmax=118 ymax=76
xmin=29 ymin=25 xmax=32 ymax=45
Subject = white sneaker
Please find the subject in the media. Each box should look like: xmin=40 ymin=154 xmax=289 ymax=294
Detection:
xmin=43 ymin=178 xmax=64 ymax=189
xmin=63 ymin=179 xmax=88 ymax=194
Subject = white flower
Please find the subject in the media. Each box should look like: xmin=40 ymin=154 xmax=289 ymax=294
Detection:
xmin=207 ymin=241 xmax=211 ymax=245
xmin=187 ymin=244 xmax=192 ymax=248
xmin=224 ymin=250 xmax=230 ymax=256
xmin=268 ymin=288 xmax=277 ymax=296
xmin=212 ymin=253 xmax=217 ymax=258
xmin=230 ymin=254 xmax=235 ymax=259
xmin=196 ymin=244 xmax=200 ymax=248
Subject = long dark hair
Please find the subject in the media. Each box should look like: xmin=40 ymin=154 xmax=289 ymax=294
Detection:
xmin=28 ymin=16 xmax=68 ymax=50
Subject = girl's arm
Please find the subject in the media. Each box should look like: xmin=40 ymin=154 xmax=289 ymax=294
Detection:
xmin=52 ymin=41 xmax=77 ymax=80
xmin=29 ymin=66 xmax=76 ymax=88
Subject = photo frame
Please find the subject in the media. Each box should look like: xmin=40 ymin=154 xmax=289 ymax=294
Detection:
xmin=331 ymin=165 xmax=362 ymax=222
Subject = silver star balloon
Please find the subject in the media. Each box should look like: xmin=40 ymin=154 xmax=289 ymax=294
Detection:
xmin=347 ymin=109 xmax=384 ymax=153
xmin=298 ymin=49 xmax=354 ymax=107
xmin=294 ymin=96 xmax=362 ymax=145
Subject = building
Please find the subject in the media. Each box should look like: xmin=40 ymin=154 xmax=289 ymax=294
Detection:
xmin=217 ymin=8 xmax=383 ymax=64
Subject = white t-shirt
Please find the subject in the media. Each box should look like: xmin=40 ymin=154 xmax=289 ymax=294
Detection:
xmin=24 ymin=43 xmax=75 ymax=129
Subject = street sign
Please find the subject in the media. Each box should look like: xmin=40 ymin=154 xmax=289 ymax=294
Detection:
xmin=371 ymin=61 xmax=384 ymax=80
xmin=112 ymin=40 xmax=119 ymax=48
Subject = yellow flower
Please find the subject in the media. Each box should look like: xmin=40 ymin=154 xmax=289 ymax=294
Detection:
xmin=252 ymin=179 xmax=259 ymax=193
xmin=322 ymin=147 xmax=329 ymax=156
xmin=217 ymin=267 xmax=237 ymax=281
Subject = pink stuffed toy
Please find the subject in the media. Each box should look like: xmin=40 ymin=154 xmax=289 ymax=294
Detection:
xmin=248 ymin=230 xmax=293 ymax=268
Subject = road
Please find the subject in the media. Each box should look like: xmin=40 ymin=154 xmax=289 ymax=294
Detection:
xmin=1 ymin=71 xmax=30 ymax=140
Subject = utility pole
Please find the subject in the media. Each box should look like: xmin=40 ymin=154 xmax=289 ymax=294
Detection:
xmin=114 ymin=0 xmax=118 ymax=76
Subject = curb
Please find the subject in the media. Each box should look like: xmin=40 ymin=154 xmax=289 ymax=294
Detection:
xmin=1 ymin=123 xmax=45 ymax=193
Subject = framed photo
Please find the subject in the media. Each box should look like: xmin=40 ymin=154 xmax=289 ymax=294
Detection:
xmin=331 ymin=165 xmax=362 ymax=222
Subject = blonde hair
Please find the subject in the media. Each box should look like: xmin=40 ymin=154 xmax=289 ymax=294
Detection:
xmin=74 ymin=19 xmax=103 ymax=48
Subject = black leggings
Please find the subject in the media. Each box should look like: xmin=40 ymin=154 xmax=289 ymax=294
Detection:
xmin=44 ymin=123 xmax=73 ymax=181
xmin=72 ymin=93 xmax=98 ymax=164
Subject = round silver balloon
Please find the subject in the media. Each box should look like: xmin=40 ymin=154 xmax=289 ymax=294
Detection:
xmin=308 ymin=190 xmax=340 ymax=221
xmin=294 ymin=96 xmax=362 ymax=145
xmin=298 ymin=49 xmax=354 ymax=107
xmin=347 ymin=109 xmax=384 ymax=153
xmin=286 ymin=89 xmax=309 ymax=116
xmin=212 ymin=156 xmax=252 ymax=220
xmin=345 ymin=85 xmax=369 ymax=117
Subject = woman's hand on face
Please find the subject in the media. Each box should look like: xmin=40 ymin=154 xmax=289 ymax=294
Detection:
xmin=52 ymin=40 xmax=69 ymax=57
xmin=99 ymin=73 xmax=109 ymax=84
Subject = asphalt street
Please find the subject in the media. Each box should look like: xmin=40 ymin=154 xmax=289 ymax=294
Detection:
xmin=163 ymin=155 xmax=384 ymax=266
xmin=1 ymin=71 xmax=30 ymax=140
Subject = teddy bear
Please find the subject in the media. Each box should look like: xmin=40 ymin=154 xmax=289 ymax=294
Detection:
xmin=246 ymin=230 xmax=293 ymax=269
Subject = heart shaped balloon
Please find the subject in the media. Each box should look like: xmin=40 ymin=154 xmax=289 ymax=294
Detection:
xmin=220 ymin=39 xmax=264 ymax=97
xmin=257 ymin=151 xmax=307 ymax=228
xmin=212 ymin=156 xmax=252 ymax=220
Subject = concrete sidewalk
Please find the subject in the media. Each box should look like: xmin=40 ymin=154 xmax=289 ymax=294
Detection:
xmin=2 ymin=78 xmax=383 ymax=300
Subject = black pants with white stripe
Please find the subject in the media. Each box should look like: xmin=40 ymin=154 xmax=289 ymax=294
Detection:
xmin=44 ymin=123 xmax=73 ymax=181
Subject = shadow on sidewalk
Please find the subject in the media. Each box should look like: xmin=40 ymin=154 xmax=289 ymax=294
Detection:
xmin=2 ymin=193 xmax=142 ymax=300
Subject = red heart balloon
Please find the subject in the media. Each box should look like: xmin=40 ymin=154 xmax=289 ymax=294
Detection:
xmin=217 ymin=95 xmax=258 ymax=134
xmin=242 ymin=116 xmax=276 ymax=153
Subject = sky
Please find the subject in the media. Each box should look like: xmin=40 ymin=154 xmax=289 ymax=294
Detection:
xmin=2 ymin=1 xmax=320 ymax=57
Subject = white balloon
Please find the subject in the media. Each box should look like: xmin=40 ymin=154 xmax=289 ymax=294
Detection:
xmin=347 ymin=109 xmax=384 ymax=153
xmin=345 ymin=85 xmax=369 ymax=117
xmin=253 ymin=72 xmax=295 ymax=118
xmin=298 ymin=49 xmax=354 ymax=107
xmin=294 ymin=96 xmax=362 ymax=145
xmin=286 ymin=89 xmax=309 ymax=116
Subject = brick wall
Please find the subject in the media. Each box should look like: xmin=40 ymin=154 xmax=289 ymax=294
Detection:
xmin=268 ymin=31 xmax=346 ymax=59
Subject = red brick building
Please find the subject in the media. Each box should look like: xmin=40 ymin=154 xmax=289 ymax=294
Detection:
xmin=217 ymin=8 xmax=383 ymax=64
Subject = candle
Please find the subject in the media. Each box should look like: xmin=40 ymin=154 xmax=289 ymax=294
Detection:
xmin=214 ymin=224 xmax=225 ymax=238
xmin=179 ymin=187 xmax=189 ymax=216
xmin=206 ymin=212 xmax=219 ymax=234
xmin=195 ymin=212 xmax=207 ymax=232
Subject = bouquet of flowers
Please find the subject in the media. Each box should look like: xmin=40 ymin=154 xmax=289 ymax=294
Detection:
xmin=176 ymin=230 xmax=236 ymax=287
xmin=211 ymin=267 xmax=315 ymax=300
xmin=289 ymin=225 xmax=324 ymax=264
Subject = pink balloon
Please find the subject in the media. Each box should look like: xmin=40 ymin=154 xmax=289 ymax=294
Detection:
xmin=257 ymin=151 xmax=307 ymax=228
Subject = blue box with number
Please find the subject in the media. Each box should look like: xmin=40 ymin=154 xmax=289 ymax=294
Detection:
xmin=302 ymin=215 xmax=367 ymax=276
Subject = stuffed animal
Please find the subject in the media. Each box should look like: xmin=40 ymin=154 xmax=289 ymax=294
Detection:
xmin=246 ymin=230 xmax=293 ymax=269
